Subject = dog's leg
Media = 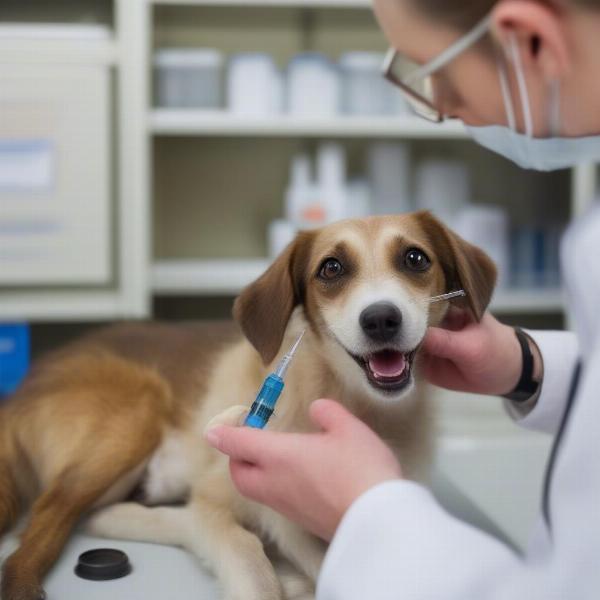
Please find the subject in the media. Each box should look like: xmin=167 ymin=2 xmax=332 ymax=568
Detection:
xmin=1 ymin=406 xmax=165 ymax=600
xmin=269 ymin=515 xmax=326 ymax=583
xmin=2 ymin=471 xmax=118 ymax=600
xmin=1 ymin=451 xmax=156 ymax=600
xmin=86 ymin=498 xmax=282 ymax=600
xmin=275 ymin=559 xmax=315 ymax=600
xmin=85 ymin=502 xmax=190 ymax=545
xmin=0 ymin=462 xmax=19 ymax=540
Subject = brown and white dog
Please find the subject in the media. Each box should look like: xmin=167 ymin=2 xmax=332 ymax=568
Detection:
xmin=0 ymin=212 xmax=496 ymax=600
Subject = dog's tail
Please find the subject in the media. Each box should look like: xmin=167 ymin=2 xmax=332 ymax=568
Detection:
xmin=0 ymin=405 xmax=20 ymax=537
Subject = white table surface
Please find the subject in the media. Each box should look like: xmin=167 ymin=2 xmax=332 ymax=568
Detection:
xmin=0 ymin=532 xmax=220 ymax=600
xmin=0 ymin=432 xmax=549 ymax=599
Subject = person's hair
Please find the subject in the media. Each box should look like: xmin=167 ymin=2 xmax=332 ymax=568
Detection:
xmin=414 ymin=0 xmax=600 ymax=30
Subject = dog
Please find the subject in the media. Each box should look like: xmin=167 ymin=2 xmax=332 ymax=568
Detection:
xmin=0 ymin=212 xmax=496 ymax=600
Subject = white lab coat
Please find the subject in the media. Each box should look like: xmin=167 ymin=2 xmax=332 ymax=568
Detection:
xmin=317 ymin=205 xmax=600 ymax=599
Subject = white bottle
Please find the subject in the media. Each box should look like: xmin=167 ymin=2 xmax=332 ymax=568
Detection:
xmin=367 ymin=142 xmax=412 ymax=215
xmin=346 ymin=178 xmax=372 ymax=218
xmin=455 ymin=204 xmax=510 ymax=289
xmin=415 ymin=159 xmax=469 ymax=227
xmin=317 ymin=142 xmax=347 ymax=223
xmin=285 ymin=154 xmax=326 ymax=229
xmin=287 ymin=53 xmax=340 ymax=117
xmin=227 ymin=53 xmax=281 ymax=116
xmin=268 ymin=219 xmax=297 ymax=258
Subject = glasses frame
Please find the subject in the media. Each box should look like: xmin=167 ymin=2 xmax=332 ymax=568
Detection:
xmin=382 ymin=14 xmax=493 ymax=123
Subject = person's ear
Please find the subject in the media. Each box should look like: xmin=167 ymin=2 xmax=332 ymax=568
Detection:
xmin=491 ymin=0 xmax=571 ymax=80
xmin=233 ymin=231 xmax=314 ymax=365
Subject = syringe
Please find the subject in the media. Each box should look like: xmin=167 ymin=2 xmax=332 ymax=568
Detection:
xmin=424 ymin=290 xmax=466 ymax=303
xmin=244 ymin=331 xmax=305 ymax=429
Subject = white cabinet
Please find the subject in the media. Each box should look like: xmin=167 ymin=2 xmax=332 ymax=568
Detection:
xmin=0 ymin=61 xmax=110 ymax=285
xmin=0 ymin=12 xmax=149 ymax=320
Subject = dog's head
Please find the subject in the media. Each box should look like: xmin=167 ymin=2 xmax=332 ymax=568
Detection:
xmin=234 ymin=211 xmax=496 ymax=402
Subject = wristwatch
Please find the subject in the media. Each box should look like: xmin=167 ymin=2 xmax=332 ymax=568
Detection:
xmin=503 ymin=327 xmax=540 ymax=403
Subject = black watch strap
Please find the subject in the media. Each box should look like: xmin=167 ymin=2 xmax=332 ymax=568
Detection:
xmin=503 ymin=327 xmax=540 ymax=403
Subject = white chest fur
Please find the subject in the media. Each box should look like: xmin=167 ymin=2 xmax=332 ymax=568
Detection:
xmin=141 ymin=432 xmax=193 ymax=505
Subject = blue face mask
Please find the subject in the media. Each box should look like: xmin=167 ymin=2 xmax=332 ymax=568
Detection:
xmin=467 ymin=33 xmax=600 ymax=171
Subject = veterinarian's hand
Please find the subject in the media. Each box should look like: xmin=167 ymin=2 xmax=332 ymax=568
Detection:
xmin=421 ymin=308 xmax=542 ymax=396
xmin=204 ymin=399 xmax=402 ymax=541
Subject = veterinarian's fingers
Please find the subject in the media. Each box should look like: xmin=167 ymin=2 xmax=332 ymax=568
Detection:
xmin=229 ymin=460 xmax=266 ymax=502
xmin=441 ymin=306 xmax=473 ymax=331
xmin=309 ymin=398 xmax=358 ymax=434
xmin=421 ymin=326 xmax=472 ymax=363
xmin=205 ymin=425 xmax=278 ymax=464
xmin=203 ymin=405 xmax=249 ymax=434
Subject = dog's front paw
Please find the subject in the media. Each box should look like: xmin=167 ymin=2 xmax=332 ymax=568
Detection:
xmin=85 ymin=503 xmax=139 ymax=539
xmin=204 ymin=405 xmax=248 ymax=435
xmin=1 ymin=568 xmax=46 ymax=600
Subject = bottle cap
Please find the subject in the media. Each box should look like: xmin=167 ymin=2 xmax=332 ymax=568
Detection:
xmin=75 ymin=548 xmax=131 ymax=581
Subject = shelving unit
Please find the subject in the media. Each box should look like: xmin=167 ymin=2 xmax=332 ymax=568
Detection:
xmin=0 ymin=0 xmax=597 ymax=322
xmin=147 ymin=0 xmax=594 ymax=322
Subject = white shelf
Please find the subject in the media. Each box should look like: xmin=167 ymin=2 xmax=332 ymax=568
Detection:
xmin=149 ymin=110 xmax=468 ymax=139
xmin=0 ymin=291 xmax=146 ymax=322
xmin=149 ymin=0 xmax=372 ymax=7
xmin=152 ymin=259 xmax=565 ymax=313
xmin=152 ymin=259 xmax=271 ymax=295
xmin=491 ymin=289 xmax=565 ymax=314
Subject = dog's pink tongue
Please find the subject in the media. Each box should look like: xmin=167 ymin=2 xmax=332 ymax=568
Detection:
xmin=368 ymin=351 xmax=406 ymax=379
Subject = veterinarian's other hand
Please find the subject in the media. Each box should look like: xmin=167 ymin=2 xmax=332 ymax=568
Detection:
xmin=204 ymin=398 xmax=402 ymax=541
xmin=421 ymin=309 xmax=542 ymax=396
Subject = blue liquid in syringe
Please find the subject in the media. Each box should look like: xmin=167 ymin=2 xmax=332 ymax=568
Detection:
xmin=244 ymin=331 xmax=305 ymax=429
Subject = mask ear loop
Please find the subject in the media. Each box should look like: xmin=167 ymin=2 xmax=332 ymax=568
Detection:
xmin=549 ymin=79 xmax=561 ymax=137
xmin=507 ymin=32 xmax=534 ymax=138
xmin=497 ymin=56 xmax=517 ymax=131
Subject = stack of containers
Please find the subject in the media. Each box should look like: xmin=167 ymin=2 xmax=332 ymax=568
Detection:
xmin=154 ymin=47 xmax=411 ymax=118
xmin=154 ymin=48 xmax=224 ymax=109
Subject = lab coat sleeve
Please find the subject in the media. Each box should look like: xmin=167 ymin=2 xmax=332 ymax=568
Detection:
xmin=504 ymin=329 xmax=579 ymax=435
xmin=316 ymin=480 xmax=519 ymax=600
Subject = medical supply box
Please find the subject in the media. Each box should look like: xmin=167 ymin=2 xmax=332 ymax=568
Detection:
xmin=0 ymin=24 xmax=112 ymax=285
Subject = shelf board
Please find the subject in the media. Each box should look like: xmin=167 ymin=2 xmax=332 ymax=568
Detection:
xmin=152 ymin=259 xmax=565 ymax=313
xmin=152 ymin=259 xmax=271 ymax=295
xmin=0 ymin=291 xmax=143 ymax=322
xmin=149 ymin=0 xmax=372 ymax=8
xmin=491 ymin=289 xmax=565 ymax=314
xmin=149 ymin=110 xmax=468 ymax=139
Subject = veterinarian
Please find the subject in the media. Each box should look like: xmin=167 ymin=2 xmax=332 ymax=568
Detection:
xmin=206 ymin=0 xmax=600 ymax=596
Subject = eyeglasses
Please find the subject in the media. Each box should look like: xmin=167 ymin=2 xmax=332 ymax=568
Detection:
xmin=382 ymin=14 xmax=492 ymax=123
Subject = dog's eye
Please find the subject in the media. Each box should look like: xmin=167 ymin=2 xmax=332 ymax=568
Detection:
xmin=404 ymin=248 xmax=431 ymax=272
xmin=319 ymin=258 xmax=344 ymax=280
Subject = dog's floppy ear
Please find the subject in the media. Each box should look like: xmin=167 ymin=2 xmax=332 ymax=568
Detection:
xmin=233 ymin=231 xmax=314 ymax=364
xmin=416 ymin=211 xmax=497 ymax=321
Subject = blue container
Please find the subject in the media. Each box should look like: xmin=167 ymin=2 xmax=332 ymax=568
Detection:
xmin=0 ymin=324 xmax=30 ymax=398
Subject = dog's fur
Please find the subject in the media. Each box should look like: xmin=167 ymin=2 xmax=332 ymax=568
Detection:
xmin=0 ymin=212 xmax=496 ymax=600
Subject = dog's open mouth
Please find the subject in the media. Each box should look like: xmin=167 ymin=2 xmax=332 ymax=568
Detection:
xmin=350 ymin=349 xmax=416 ymax=393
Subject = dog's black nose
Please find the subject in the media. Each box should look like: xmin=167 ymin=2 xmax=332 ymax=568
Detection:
xmin=359 ymin=302 xmax=402 ymax=343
